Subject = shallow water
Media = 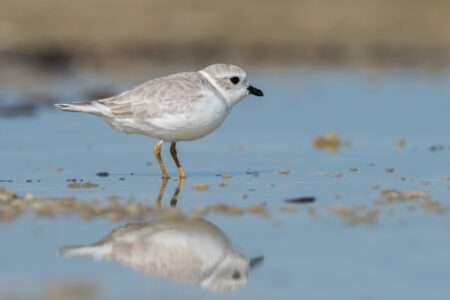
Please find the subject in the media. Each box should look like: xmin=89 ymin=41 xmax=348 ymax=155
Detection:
xmin=1 ymin=68 xmax=450 ymax=300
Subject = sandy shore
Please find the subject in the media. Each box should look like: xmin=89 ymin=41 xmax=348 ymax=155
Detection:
xmin=1 ymin=0 xmax=450 ymax=68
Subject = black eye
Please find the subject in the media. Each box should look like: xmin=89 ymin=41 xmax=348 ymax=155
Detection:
xmin=230 ymin=77 xmax=240 ymax=84
xmin=232 ymin=271 xmax=241 ymax=280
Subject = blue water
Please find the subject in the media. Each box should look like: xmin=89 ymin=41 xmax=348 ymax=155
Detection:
xmin=0 ymin=68 xmax=449 ymax=300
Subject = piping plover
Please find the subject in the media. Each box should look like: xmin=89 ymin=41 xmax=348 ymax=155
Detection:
xmin=55 ymin=64 xmax=263 ymax=178
xmin=61 ymin=211 xmax=264 ymax=292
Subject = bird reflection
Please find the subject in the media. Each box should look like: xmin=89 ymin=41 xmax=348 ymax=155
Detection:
xmin=61 ymin=186 xmax=264 ymax=292
xmin=153 ymin=177 xmax=184 ymax=208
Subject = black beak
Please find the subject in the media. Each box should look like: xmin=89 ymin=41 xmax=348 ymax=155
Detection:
xmin=249 ymin=256 xmax=264 ymax=270
xmin=248 ymin=85 xmax=264 ymax=97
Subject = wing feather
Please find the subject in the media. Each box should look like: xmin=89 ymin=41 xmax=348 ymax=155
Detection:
xmin=96 ymin=72 xmax=213 ymax=119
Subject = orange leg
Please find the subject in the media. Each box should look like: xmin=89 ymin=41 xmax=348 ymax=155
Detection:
xmin=153 ymin=140 xmax=169 ymax=179
xmin=170 ymin=142 xmax=186 ymax=178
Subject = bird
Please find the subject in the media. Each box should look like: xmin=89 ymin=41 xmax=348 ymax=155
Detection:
xmin=61 ymin=210 xmax=264 ymax=292
xmin=54 ymin=64 xmax=264 ymax=178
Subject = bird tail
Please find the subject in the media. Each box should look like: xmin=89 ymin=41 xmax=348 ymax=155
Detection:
xmin=60 ymin=244 xmax=111 ymax=258
xmin=54 ymin=102 xmax=100 ymax=114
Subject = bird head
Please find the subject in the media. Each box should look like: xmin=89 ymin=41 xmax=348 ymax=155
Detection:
xmin=200 ymin=64 xmax=263 ymax=107
xmin=201 ymin=251 xmax=264 ymax=292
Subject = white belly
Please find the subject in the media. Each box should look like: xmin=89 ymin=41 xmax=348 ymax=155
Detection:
xmin=107 ymin=97 xmax=229 ymax=142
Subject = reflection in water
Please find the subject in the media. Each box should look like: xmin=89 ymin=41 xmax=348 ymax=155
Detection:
xmin=61 ymin=207 xmax=263 ymax=292
xmin=153 ymin=177 xmax=184 ymax=209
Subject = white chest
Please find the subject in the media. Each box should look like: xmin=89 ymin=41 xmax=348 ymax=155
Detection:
xmin=146 ymin=94 xmax=229 ymax=141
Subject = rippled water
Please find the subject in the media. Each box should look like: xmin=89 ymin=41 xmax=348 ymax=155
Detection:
xmin=1 ymin=68 xmax=450 ymax=300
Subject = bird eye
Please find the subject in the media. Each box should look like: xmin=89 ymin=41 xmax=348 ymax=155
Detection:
xmin=231 ymin=271 xmax=241 ymax=280
xmin=230 ymin=77 xmax=240 ymax=84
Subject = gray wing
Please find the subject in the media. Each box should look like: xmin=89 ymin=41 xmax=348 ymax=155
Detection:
xmin=96 ymin=72 xmax=215 ymax=119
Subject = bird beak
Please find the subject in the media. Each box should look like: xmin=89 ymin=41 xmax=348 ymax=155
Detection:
xmin=249 ymin=256 xmax=264 ymax=270
xmin=247 ymin=85 xmax=264 ymax=97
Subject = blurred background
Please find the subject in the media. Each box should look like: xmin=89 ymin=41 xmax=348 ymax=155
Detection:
xmin=1 ymin=1 xmax=450 ymax=300
xmin=2 ymin=0 xmax=450 ymax=65
xmin=2 ymin=0 xmax=450 ymax=113
xmin=2 ymin=0 xmax=450 ymax=114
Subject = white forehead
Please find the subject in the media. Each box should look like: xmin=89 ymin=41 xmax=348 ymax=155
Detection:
xmin=201 ymin=64 xmax=247 ymax=78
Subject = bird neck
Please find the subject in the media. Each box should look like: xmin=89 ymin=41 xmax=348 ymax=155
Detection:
xmin=198 ymin=70 xmax=230 ymax=107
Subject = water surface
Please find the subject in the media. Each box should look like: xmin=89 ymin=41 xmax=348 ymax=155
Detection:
xmin=1 ymin=68 xmax=450 ymax=300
